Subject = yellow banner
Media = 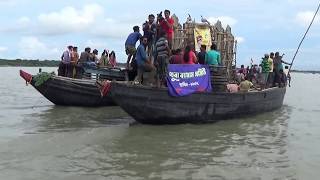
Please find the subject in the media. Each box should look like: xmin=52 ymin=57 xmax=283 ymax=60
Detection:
xmin=194 ymin=26 xmax=212 ymax=52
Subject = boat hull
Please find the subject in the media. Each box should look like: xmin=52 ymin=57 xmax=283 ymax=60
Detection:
xmin=20 ymin=70 xmax=115 ymax=107
xmin=110 ymin=82 xmax=286 ymax=124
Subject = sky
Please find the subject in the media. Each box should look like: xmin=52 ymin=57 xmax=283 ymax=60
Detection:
xmin=0 ymin=0 xmax=320 ymax=70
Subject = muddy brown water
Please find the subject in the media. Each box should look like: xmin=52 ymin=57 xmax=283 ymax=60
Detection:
xmin=0 ymin=67 xmax=319 ymax=179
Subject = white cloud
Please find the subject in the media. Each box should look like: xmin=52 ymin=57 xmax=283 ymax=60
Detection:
xmin=92 ymin=18 xmax=139 ymax=39
xmin=235 ymin=36 xmax=245 ymax=44
xmin=208 ymin=16 xmax=237 ymax=29
xmin=17 ymin=16 xmax=31 ymax=26
xmin=84 ymin=40 xmax=109 ymax=51
xmin=38 ymin=4 xmax=104 ymax=35
xmin=0 ymin=0 xmax=17 ymax=6
xmin=18 ymin=36 xmax=59 ymax=59
xmin=295 ymin=11 xmax=320 ymax=26
xmin=0 ymin=16 xmax=31 ymax=33
xmin=0 ymin=46 xmax=8 ymax=53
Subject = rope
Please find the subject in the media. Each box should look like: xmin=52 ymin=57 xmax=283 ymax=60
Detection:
xmin=289 ymin=1 xmax=320 ymax=72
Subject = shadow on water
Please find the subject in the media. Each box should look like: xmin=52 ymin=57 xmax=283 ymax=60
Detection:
xmin=60 ymin=105 xmax=295 ymax=179
xmin=23 ymin=106 xmax=133 ymax=133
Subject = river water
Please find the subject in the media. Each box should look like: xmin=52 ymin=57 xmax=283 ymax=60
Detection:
xmin=0 ymin=67 xmax=319 ymax=180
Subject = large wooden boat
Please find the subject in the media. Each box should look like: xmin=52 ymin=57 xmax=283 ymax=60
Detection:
xmin=19 ymin=70 xmax=118 ymax=107
xmin=109 ymin=82 xmax=286 ymax=124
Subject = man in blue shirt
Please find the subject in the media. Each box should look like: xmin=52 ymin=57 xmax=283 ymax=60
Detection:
xmin=125 ymin=26 xmax=142 ymax=69
xmin=134 ymin=36 xmax=155 ymax=84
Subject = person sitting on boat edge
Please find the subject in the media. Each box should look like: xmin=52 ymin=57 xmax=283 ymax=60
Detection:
xmin=58 ymin=45 xmax=73 ymax=77
xmin=134 ymin=36 xmax=155 ymax=84
xmin=205 ymin=43 xmax=221 ymax=66
xmin=182 ymin=45 xmax=198 ymax=64
xmin=226 ymin=83 xmax=239 ymax=93
xmin=125 ymin=26 xmax=142 ymax=70
xmin=76 ymin=47 xmax=95 ymax=78
xmin=239 ymin=76 xmax=254 ymax=92
xmin=155 ymin=30 xmax=171 ymax=87
xmin=79 ymin=47 xmax=91 ymax=65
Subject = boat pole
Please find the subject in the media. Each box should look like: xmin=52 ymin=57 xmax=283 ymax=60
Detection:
xmin=289 ymin=1 xmax=320 ymax=72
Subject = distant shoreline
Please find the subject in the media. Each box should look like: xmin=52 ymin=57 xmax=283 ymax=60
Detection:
xmin=0 ymin=59 xmax=59 ymax=67
xmin=290 ymin=70 xmax=320 ymax=74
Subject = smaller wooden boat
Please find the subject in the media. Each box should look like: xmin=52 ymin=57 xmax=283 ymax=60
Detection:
xmin=20 ymin=70 xmax=116 ymax=107
xmin=109 ymin=82 xmax=286 ymax=124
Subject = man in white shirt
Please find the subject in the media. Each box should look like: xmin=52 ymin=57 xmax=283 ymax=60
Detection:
xmin=59 ymin=45 xmax=73 ymax=77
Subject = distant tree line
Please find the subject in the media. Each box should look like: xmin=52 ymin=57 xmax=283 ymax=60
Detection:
xmin=0 ymin=59 xmax=60 ymax=67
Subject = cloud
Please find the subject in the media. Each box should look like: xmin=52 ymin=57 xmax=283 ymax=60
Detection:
xmin=0 ymin=0 xmax=17 ymax=6
xmin=0 ymin=46 xmax=8 ymax=53
xmin=235 ymin=36 xmax=245 ymax=44
xmin=18 ymin=36 xmax=59 ymax=59
xmin=0 ymin=16 xmax=31 ymax=33
xmin=38 ymin=4 xmax=104 ymax=35
xmin=295 ymin=11 xmax=320 ymax=26
xmin=207 ymin=16 xmax=237 ymax=28
xmin=17 ymin=16 xmax=31 ymax=26
xmin=92 ymin=18 xmax=140 ymax=39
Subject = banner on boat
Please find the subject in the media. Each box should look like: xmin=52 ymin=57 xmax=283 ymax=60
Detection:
xmin=167 ymin=64 xmax=212 ymax=96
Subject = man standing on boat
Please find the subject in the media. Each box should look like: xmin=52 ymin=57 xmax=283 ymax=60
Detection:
xmin=125 ymin=26 xmax=142 ymax=70
xmin=205 ymin=44 xmax=221 ymax=65
xmin=273 ymin=52 xmax=291 ymax=86
xmin=267 ymin=52 xmax=274 ymax=87
xmin=143 ymin=14 xmax=157 ymax=57
xmin=134 ymin=36 xmax=155 ymax=84
xmin=59 ymin=45 xmax=73 ymax=77
xmin=70 ymin=46 xmax=79 ymax=78
xmin=159 ymin=10 xmax=174 ymax=49
xmin=260 ymin=54 xmax=271 ymax=89
xmin=155 ymin=31 xmax=171 ymax=87
xmin=197 ymin=45 xmax=207 ymax=65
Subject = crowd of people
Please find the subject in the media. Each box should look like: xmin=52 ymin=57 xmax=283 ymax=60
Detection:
xmin=58 ymin=10 xmax=290 ymax=92
xmin=59 ymin=45 xmax=117 ymax=78
xmin=125 ymin=9 xmax=221 ymax=87
xmin=227 ymin=52 xmax=292 ymax=93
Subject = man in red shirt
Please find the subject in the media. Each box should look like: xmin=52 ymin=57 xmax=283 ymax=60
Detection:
xmin=159 ymin=9 xmax=174 ymax=49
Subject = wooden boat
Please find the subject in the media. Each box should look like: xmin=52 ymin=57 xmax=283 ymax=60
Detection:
xmin=19 ymin=70 xmax=117 ymax=107
xmin=109 ymin=82 xmax=286 ymax=124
